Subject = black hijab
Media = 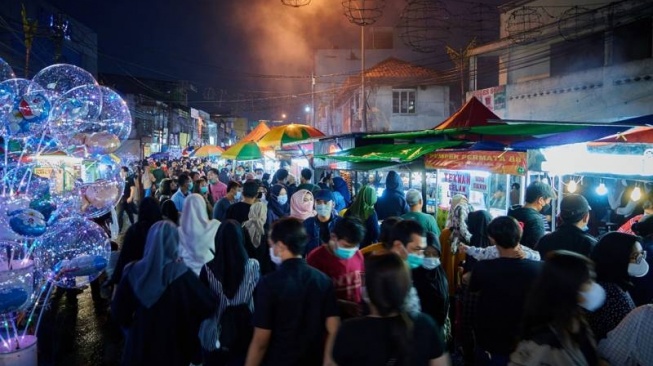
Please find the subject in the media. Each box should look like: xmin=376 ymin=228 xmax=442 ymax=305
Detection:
xmin=210 ymin=219 xmax=248 ymax=299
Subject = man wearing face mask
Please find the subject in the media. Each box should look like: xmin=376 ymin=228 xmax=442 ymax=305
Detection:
xmin=226 ymin=179 xmax=259 ymax=224
xmin=536 ymin=193 xmax=597 ymax=258
xmin=117 ymin=166 xmax=137 ymax=233
xmin=206 ymin=168 xmax=227 ymax=205
xmin=212 ymin=180 xmax=242 ymax=221
xmin=509 ymin=181 xmax=555 ymax=249
xmin=307 ymin=217 xmax=366 ymax=319
xmin=303 ymin=189 xmax=342 ymax=256
xmin=246 ymin=218 xmax=340 ymax=366
xmin=383 ymin=219 xmax=426 ymax=317
xmin=171 ymin=174 xmax=192 ymax=214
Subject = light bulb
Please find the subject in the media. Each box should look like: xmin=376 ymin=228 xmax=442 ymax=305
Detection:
xmin=567 ymin=180 xmax=578 ymax=193
xmin=631 ymin=186 xmax=642 ymax=201
xmin=595 ymin=182 xmax=608 ymax=196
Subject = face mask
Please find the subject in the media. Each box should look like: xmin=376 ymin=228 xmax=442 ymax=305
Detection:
xmin=269 ymin=247 xmax=282 ymax=265
xmin=209 ymin=178 xmax=217 ymax=184
xmin=541 ymin=203 xmax=551 ymax=213
xmin=579 ymin=281 xmax=606 ymax=311
xmin=188 ymin=182 xmax=194 ymax=191
xmin=628 ymin=260 xmax=650 ymax=278
xmin=235 ymin=191 xmax=242 ymax=201
xmin=277 ymin=195 xmax=288 ymax=205
xmin=260 ymin=194 xmax=267 ymax=202
xmin=334 ymin=242 xmax=358 ymax=260
xmin=422 ymin=257 xmax=441 ymax=270
xmin=256 ymin=174 xmax=263 ymax=180
xmin=316 ymin=204 xmax=331 ymax=217
xmin=200 ymin=186 xmax=208 ymax=194
xmin=407 ymin=253 xmax=425 ymax=269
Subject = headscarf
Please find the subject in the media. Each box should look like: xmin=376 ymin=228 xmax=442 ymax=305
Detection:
xmin=290 ymin=189 xmax=315 ymax=221
xmin=384 ymin=171 xmax=403 ymax=193
xmin=178 ymin=194 xmax=220 ymax=275
xmin=348 ymin=185 xmax=377 ymax=221
xmin=243 ymin=202 xmax=267 ymax=248
xmin=160 ymin=199 xmax=179 ymax=225
xmin=138 ymin=197 xmax=163 ymax=225
xmin=332 ymin=177 xmax=351 ymax=205
xmin=127 ymin=221 xmax=188 ymax=308
xmin=467 ymin=210 xmax=493 ymax=248
xmin=267 ymin=184 xmax=289 ymax=219
xmin=210 ymin=219 xmax=248 ymax=299
xmin=446 ymin=194 xmax=468 ymax=228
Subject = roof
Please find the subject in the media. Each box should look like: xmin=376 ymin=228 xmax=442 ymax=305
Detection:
xmin=335 ymin=57 xmax=443 ymax=105
xmin=434 ymin=97 xmax=500 ymax=130
xmin=241 ymin=121 xmax=271 ymax=142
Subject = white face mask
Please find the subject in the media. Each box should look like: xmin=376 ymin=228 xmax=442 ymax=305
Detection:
xmin=628 ymin=260 xmax=650 ymax=278
xmin=422 ymin=257 xmax=441 ymax=270
xmin=269 ymin=247 xmax=282 ymax=265
xmin=579 ymin=281 xmax=606 ymax=312
xmin=315 ymin=203 xmax=331 ymax=217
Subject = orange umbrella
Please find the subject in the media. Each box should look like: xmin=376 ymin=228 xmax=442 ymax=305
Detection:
xmin=192 ymin=145 xmax=224 ymax=157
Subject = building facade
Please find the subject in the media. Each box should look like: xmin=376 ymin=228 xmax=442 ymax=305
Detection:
xmin=467 ymin=0 xmax=653 ymax=121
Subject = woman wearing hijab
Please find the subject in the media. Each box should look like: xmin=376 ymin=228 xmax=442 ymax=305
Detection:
xmin=161 ymin=199 xmax=179 ymax=225
xmin=266 ymin=184 xmax=289 ymax=226
xmin=375 ymin=170 xmax=409 ymax=220
xmin=112 ymin=221 xmax=217 ymax=366
xmin=179 ymin=194 xmax=221 ymax=276
xmin=332 ymin=177 xmax=351 ymax=212
xmin=111 ymin=197 xmax=163 ymax=286
xmin=344 ymin=185 xmax=379 ymax=248
xmin=199 ymin=220 xmax=260 ymax=365
xmin=412 ymin=232 xmax=450 ymax=339
xmin=289 ymin=189 xmax=315 ymax=222
xmin=192 ymin=177 xmax=213 ymax=218
xmin=243 ymin=202 xmax=275 ymax=275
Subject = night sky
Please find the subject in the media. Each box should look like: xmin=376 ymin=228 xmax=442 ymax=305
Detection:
xmin=46 ymin=0 xmax=502 ymax=120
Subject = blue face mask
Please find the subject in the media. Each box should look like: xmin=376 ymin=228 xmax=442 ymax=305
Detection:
xmin=235 ymin=191 xmax=242 ymax=201
xmin=316 ymin=204 xmax=331 ymax=217
xmin=200 ymin=186 xmax=208 ymax=194
xmin=407 ymin=253 xmax=425 ymax=269
xmin=277 ymin=195 xmax=288 ymax=205
xmin=334 ymin=243 xmax=358 ymax=260
xmin=188 ymin=182 xmax=194 ymax=191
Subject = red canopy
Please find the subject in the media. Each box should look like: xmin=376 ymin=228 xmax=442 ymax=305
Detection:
xmin=591 ymin=126 xmax=653 ymax=144
xmin=434 ymin=96 xmax=502 ymax=130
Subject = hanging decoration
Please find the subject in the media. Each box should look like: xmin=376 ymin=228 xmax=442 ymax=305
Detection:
xmin=505 ymin=6 xmax=543 ymax=44
xmin=398 ymin=0 xmax=452 ymax=53
xmin=342 ymin=0 xmax=386 ymax=26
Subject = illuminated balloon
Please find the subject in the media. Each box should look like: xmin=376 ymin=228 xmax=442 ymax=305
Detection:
xmin=0 ymin=58 xmax=14 ymax=82
xmin=36 ymin=216 xmax=110 ymax=289
xmin=0 ymin=241 xmax=35 ymax=314
xmin=0 ymin=196 xmax=30 ymax=242
xmin=97 ymin=86 xmax=132 ymax=143
xmin=0 ymin=79 xmax=50 ymax=139
xmin=49 ymin=84 xmax=102 ymax=146
xmin=85 ymin=132 xmax=120 ymax=155
xmin=79 ymin=179 xmax=122 ymax=218
xmin=30 ymin=64 xmax=97 ymax=99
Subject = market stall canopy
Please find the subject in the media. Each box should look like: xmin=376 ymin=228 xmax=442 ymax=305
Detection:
xmin=315 ymin=141 xmax=462 ymax=163
xmin=258 ymin=124 xmax=325 ymax=148
xmin=192 ymin=145 xmax=224 ymax=157
xmin=222 ymin=141 xmax=263 ymax=161
xmin=591 ymin=126 xmax=653 ymax=144
xmin=434 ymin=96 xmax=500 ymax=130
xmin=242 ymin=122 xmax=271 ymax=143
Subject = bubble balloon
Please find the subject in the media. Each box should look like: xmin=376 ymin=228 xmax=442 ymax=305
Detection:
xmin=0 ymin=196 xmax=29 ymax=242
xmin=0 ymin=58 xmax=14 ymax=83
xmin=49 ymin=84 xmax=102 ymax=146
xmin=36 ymin=216 xmax=110 ymax=289
xmin=30 ymin=64 xmax=97 ymax=99
xmin=0 ymin=241 xmax=35 ymax=314
xmin=96 ymin=86 xmax=132 ymax=143
xmin=7 ymin=209 xmax=47 ymax=238
xmin=0 ymin=79 xmax=51 ymax=139
xmin=85 ymin=131 xmax=121 ymax=155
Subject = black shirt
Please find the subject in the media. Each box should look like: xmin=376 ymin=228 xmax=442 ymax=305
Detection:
xmin=319 ymin=218 xmax=331 ymax=246
xmin=225 ymin=202 xmax=252 ymax=224
xmin=509 ymin=206 xmax=546 ymax=249
xmin=469 ymin=258 xmax=543 ymax=355
xmin=253 ymin=258 xmax=339 ymax=366
xmin=333 ymin=313 xmax=445 ymax=366
xmin=536 ymin=224 xmax=597 ymax=258
xmin=123 ymin=175 xmax=135 ymax=199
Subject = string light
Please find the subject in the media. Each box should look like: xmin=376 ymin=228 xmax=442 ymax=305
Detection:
xmin=567 ymin=179 xmax=578 ymax=193
xmin=595 ymin=182 xmax=608 ymax=196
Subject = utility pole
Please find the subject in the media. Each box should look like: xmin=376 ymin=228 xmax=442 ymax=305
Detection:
xmin=361 ymin=25 xmax=367 ymax=132
xmin=311 ymin=73 xmax=316 ymax=127
xmin=446 ymin=38 xmax=477 ymax=105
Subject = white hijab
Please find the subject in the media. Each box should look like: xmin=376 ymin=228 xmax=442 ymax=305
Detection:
xmin=178 ymin=193 xmax=220 ymax=275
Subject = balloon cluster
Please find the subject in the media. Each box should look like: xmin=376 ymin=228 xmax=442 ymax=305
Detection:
xmin=0 ymin=58 xmax=124 ymax=343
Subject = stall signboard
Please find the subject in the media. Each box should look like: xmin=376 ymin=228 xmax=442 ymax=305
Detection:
xmin=443 ymin=171 xmax=470 ymax=196
xmin=471 ymin=175 xmax=489 ymax=192
xmin=425 ymin=150 xmax=527 ymax=175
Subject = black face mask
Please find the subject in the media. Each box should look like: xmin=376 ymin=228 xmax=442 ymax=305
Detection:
xmin=540 ymin=203 xmax=551 ymax=214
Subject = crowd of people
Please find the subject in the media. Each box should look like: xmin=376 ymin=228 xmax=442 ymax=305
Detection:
xmin=104 ymin=157 xmax=652 ymax=366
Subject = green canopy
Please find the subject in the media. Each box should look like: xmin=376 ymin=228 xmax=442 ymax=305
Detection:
xmin=364 ymin=123 xmax=588 ymax=140
xmin=315 ymin=141 xmax=462 ymax=163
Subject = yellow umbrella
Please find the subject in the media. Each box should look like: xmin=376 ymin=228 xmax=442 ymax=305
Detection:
xmin=192 ymin=145 xmax=224 ymax=157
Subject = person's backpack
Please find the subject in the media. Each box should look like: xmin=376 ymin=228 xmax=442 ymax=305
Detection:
xmin=199 ymin=260 xmax=259 ymax=353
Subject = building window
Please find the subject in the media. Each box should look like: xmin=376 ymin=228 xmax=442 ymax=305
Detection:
xmin=392 ymin=89 xmax=416 ymax=114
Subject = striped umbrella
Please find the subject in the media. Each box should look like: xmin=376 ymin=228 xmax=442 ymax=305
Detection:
xmin=258 ymin=123 xmax=325 ymax=148
xmin=192 ymin=145 xmax=224 ymax=157
xmin=221 ymin=141 xmax=262 ymax=161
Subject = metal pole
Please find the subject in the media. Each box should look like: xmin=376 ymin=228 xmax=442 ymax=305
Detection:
xmin=311 ymin=73 xmax=316 ymax=128
xmin=361 ymin=25 xmax=367 ymax=132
